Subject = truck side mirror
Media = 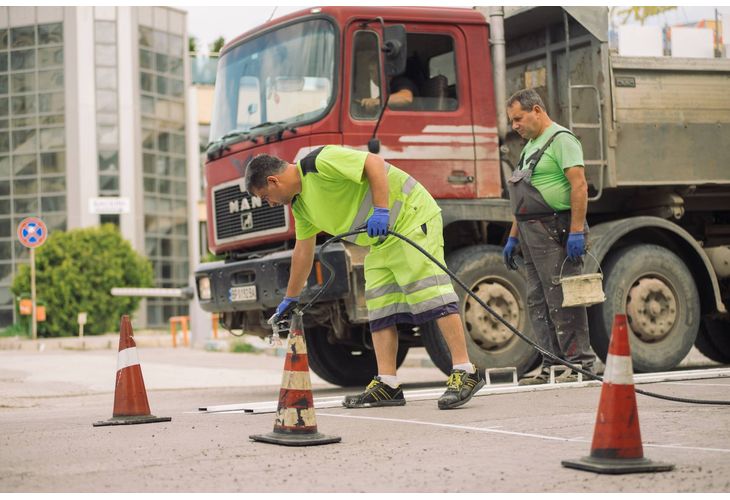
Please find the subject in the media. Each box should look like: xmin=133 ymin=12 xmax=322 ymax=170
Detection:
xmin=383 ymin=24 xmax=406 ymax=77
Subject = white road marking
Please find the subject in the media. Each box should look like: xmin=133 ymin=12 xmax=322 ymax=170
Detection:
xmin=317 ymin=412 xmax=730 ymax=454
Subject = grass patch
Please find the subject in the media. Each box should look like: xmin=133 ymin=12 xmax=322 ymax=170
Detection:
xmin=0 ymin=323 xmax=30 ymax=338
xmin=230 ymin=340 xmax=258 ymax=353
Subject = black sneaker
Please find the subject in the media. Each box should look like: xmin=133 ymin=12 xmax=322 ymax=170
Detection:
xmin=437 ymin=367 xmax=485 ymax=409
xmin=342 ymin=376 xmax=406 ymax=408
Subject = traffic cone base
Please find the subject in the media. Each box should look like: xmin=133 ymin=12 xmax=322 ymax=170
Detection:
xmin=562 ymin=314 xmax=673 ymax=474
xmin=93 ymin=415 xmax=172 ymax=427
xmin=93 ymin=315 xmax=171 ymax=427
xmin=562 ymin=456 xmax=674 ymax=474
xmin=250 ymin=312 xmax=341 ymax=446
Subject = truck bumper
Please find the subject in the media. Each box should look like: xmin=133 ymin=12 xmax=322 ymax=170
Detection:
xmin=195 ymin=243 xmax=352 ymax=313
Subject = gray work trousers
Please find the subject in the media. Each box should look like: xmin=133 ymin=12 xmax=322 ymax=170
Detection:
xmin=518 ymin=218 xmax=596 ymax=373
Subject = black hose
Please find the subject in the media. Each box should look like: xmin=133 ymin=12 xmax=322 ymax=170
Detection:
xmin=299 ymin=228 xmax=730 ymax=406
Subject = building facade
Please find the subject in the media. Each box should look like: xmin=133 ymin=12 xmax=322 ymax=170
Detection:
xmin=0 ymin=6 xmax=199 ymax=329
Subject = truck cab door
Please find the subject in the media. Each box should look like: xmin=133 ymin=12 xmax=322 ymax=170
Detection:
xmin=342 ymin=21 xmax=477 ymax=199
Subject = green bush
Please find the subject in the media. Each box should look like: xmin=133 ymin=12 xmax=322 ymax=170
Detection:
xmin=11 ymin=224 xmax=154 ymax=337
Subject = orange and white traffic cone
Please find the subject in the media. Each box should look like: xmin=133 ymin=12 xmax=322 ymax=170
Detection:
xmin=250 ymin=311 xmax=341 ymax=446
xmin=562 ymin=314 xmax=673 ymax=473
xmin=93 ymin=315 xmax=171 ymax=427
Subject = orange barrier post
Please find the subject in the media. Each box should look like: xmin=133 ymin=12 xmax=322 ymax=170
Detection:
xmin=212 ymin=314 xmax=219 ymax=340
xmin=93 ymin=315 xmax=171 ymax=427
xmin=250 ymin=311 xmax=341 ymax=446
xmin=169 ymin=315 xmax=189 ymax=347
xmin=562 ymin=314 xmax=674 ymax=474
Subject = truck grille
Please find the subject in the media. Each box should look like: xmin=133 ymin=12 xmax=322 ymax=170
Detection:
xmin=213 ymin=180 xmax=288 ymax=244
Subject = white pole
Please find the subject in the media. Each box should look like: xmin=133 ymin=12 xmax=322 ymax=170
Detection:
xmin=30 ymin=247 xmax=37 ymax=341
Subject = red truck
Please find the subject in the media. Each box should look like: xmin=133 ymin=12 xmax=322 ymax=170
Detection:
xmin=195 ymin=6 xmax=730 ymax=386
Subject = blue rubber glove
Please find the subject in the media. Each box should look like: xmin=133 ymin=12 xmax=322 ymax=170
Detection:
xmin=566 ymin=232 xmax=586 ymax=261
xmin=275 ymin=296 xmax=299 ymax=320
xmin=503 ymin=236 xmax=519 ymax=270
xmin=366 ymin=207 xmax=390 ymax=238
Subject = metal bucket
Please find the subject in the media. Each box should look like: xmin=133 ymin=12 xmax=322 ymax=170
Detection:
xmin=559 ymin=252 xmax=606 ymax=308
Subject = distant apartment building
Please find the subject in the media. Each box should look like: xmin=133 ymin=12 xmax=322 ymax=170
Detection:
xmin=0 ymin=6 xmax=198 ymax=328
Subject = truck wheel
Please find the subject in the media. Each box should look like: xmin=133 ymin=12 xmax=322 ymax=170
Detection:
xmin=421 ymin=244 xmax=540 ymax=376
xmin=695 ymin=317 xmax=730 ymax=363
xmin=587 ymin=244 xmax=699 ymax=372
xmin=305 ymin=326 xmax=409 ymax=387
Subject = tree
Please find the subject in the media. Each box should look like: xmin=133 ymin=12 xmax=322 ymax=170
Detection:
xmin=615 ymin=6 xmax=677 ymax=25
xmin=189 ymin=35 xmax=198 ymax=54
xmin=11 ymin=225 xmax=154 ymax=337
xmin=209 ymin=36 xmax=225 ymax=55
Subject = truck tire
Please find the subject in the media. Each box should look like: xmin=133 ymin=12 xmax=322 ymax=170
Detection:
xmin=695 ymin=317 xmax=730 ymax=364
xmin=587 ymin=244 xmax=699 ymax=372
xmin=421 ymin=244 xmax=540 ymax=376
xmin=305 ymin=326 xmax=409 ymax=387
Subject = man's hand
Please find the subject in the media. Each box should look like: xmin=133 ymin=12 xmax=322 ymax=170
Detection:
xmin=360 ymin=97 xmax=381 ymax=109
xmin=503 ymin=236 xmax=519 ymax=270
xmin=274 ymin=296 xmax=299 ymax=321
xmin=566 ymin=232 xmax=586 ymax=261
xmin=366 ymin=207 xmax=390 ymax=237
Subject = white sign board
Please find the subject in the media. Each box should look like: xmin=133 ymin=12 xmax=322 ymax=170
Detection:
xmin=78 ymin=312 xmax=87 ymax=325
xmin=618 ymin=25 xmax=663 ymax=57
xmin=671 ymin=27 xmax=714 ymax=58
xmin=89 ymin=197 xmax=131 ymax=214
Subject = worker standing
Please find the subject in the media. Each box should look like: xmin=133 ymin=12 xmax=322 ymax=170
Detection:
xmin=244 ymin=145 xmax=484 ymax=409
xmin=502 ymin=88 xmax=596 ymax=384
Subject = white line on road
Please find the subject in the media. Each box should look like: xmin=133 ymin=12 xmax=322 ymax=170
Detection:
xmin=317 ymin=412 xmax=730 ymax=455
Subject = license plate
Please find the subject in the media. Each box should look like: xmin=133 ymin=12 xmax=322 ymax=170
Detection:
xmin=229 ymin=285 xmax=257 ymax=302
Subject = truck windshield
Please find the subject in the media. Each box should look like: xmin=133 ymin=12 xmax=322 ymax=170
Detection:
xmin=209 ymin=18 xmax=336 ymax=143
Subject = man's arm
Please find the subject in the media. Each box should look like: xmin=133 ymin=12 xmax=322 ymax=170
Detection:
xmin=362 ymin=153 xmax=389 ymax=208
xmin=508 ymin=217 xmax=519 ymax=238
xmin=565 ymin=166 xmax=588 ymax=232
xmin=285 ymin=236 xmax=317 ymax=298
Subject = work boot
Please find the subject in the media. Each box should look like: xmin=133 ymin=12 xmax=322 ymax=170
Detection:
xmin=437 ymin=367 xmax=485 ymax=409
xmin=518 ymin=367 xmax=550 ymax=386
xmin=342 ymin=376 xmax=406 ymax=408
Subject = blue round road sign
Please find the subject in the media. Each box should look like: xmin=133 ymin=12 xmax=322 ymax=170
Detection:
xmin=17 ymin=217 xmax=48 ymax=248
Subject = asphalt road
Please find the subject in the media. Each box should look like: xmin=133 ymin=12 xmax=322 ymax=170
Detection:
xmin=1 ymin=346 xmax=729 ymax=493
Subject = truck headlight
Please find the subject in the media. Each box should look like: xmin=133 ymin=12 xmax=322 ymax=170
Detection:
xmin=198 ymin=276 xmax=212 ymax=300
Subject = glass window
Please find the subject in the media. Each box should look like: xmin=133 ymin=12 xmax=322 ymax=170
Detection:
xmin=0 ymin=119 xmax=6 ymax=130
xmin=39 ymin=128 xmax=65 ymax=150
xmin=94 ymin=44 xmax=115 ymax=66
xmin=10 ymin=27 xmax=35 ymax=48
xmin=171 ymin=134 xmax=185 ymax=154
xmin=350 ymin=31 xmax=381 ymax=120
xmin=0 ymin=98 xmax=7 ymax=116
xmin=139 ymin=49 xmax=152 ymax=70
xmin=143 ymin=153 xmax=155 ymax=173
xmin=155 ymin=156 xmax=169 ymax=175
xmin=12 ymin=154 xmax=36 ymax=176
xmin=37 ymin=47 xmax=63 ymax=67
xmin=139 ymin=27 xmax=152 ymax=48
xmin=98 ymin=125 xmax=118 ymax=148
xmin=154 ymin=30 xmax=168 ymax=53
xmin=12 ymin=116 xmax=36 ymax=128
xmin=143 ymin=176 xmax=156 ymax=193
xmin=168 ymin=34 xmax=183 ymax=56
xmin=0 ymin=133 xmax=8 ymax=153
xmin=41 ymin=152 xmax=65 ymax=174
xmin=99 ymin=175 xmax=119 ymax=192
xmin=0 ymin=30 xmax=7 ymax=50
xmin=13 ymin=178 xmax=37 ymax=195
xmin=11 ymin=73 xmax=35 ymax=93
xmin=98 ymin=151 xmax=118 ymax=172
xmin=168 ymin=57 xmax=183 ymax=77
xmin=41 ymin=195 xmax=66 ymax=212
xmin=10 ymin=50 xmax=35 ymax=71
xmin=0 ymin=240 xmax=11 ymax=259
xmin=140 ymin=72 xmax=152 ymax=92
xmin=38 ymin=92 xmax=64 ymax=113
xmin=14 ymin=197 xmax=38 ymax=214
xmin=95 ymin=21 xmax=116 ymax=44
xmin=158 ymin=179 xmax=170 ymax=194
xmin=41 ymin=176 xmax=65 ymax=193
xmin=38 ymin=24 xmax=63 ymax=45
xmin=141 ymin=94 xmax=154 ymax=115
xmin=0 ymin=156 xmax=8 ymax=177
xmin=169 ymin=78 xmax=183 ymax=98
xmin=156 ymin=53 xmax=168 ymax=73
xmin=0 ymin=179 xmax=8 ymax=196
xmin=0 ymin=75 xmax=7 ymax=95
xmin=142 ymin=128 xmax=155 ymax=150
xmin=12 ymin=129 xmax=37 ymax=154
xmin=95 ymin=90 xmax=117 ymax=113
xmin=210 ymin=19 xmax=336 ymax=141
xmin=38 ymin=70 xmax=64 ymax=91
xmin=156 ymin=75 xmax=168 ymax=95
xmin=39 ymin=114 xmax=64 ymax=125
xmin=42 ymin=214 xmax=65 ymax=231
xmin=95 ymin=67 xmax=117 ymax=90
xmin=11 ymin=95 xmax=36 ymax=115
xmin=157 ymin=131 xmax=169 ymax=152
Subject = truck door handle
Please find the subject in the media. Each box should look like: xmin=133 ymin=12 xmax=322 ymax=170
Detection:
xmin=448 ymin=171 xmax=474 ymax=184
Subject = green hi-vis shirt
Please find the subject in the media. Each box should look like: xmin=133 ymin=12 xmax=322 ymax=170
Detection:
xmin=292 ymin=145 xmax=441 ymax=247
xmin=519 ymin=122 xmax=584 ymax=211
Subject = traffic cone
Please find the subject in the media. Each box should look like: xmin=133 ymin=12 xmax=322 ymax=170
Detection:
xmin=93 ymin=315 xmax=171 ymax=427
xmin=562 ymin=314 xmax=673 ymax=473
xmin=250 ymin=311 xmax=341 ymax=446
